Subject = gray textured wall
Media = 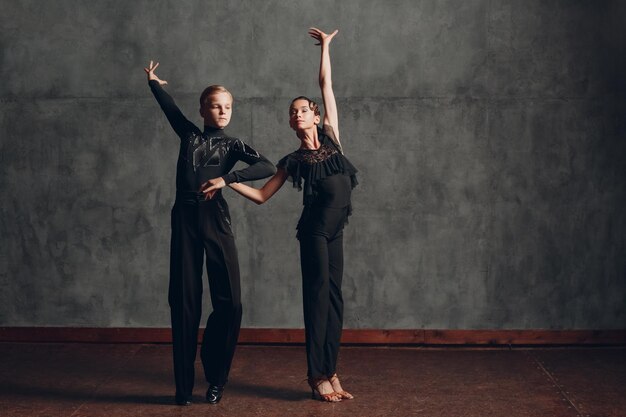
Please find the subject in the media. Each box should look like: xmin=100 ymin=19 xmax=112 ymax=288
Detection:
xmin=1 ymin=0 xmax=624 ymax=329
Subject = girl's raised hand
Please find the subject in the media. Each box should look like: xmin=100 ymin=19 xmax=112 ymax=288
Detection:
xmin=308 ymin=27 xmax=338 ymax=46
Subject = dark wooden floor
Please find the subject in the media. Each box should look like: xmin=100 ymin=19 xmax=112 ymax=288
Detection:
xmin=0 ymin=343 xmax=624 ymax=417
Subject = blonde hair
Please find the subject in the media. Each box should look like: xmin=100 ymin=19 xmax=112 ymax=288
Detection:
xmin=200 ymin=85 xmax=233 ymax=107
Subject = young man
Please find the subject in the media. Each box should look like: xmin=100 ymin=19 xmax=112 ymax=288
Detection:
xmin=144 ymin=61 xmax=275 ymax=406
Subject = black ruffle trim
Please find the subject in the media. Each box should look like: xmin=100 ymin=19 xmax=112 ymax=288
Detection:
xmin=281 ymin=151 xmax=358 ymax=205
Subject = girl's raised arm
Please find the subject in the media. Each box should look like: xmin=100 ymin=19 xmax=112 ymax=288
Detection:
xmin=308 ymin=27 xmax=340 ymax=143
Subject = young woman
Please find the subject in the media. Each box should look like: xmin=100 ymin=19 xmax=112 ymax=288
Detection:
xmin=202 ymin=27 xmax=358 ymax=402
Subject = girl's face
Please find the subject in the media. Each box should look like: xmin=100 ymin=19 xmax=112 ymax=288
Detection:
xmin=289 ymin=99 xmax=320 ymax=131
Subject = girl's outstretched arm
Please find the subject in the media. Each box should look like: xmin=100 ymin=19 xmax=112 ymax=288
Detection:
xmin=309 ymin=27 xmax=340 ymax=143
xmin=227 ymin=168 xmax=289 ymax=205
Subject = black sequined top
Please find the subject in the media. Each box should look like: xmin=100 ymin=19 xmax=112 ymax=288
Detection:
xmin=277 ymin=125 xmax=358 ymax=212
xmin=149 ymin=81 xmax=276 ymax=193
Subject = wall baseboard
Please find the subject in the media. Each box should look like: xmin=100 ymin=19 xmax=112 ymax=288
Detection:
xmin=0 ymin=327 xmax=624 ymax=345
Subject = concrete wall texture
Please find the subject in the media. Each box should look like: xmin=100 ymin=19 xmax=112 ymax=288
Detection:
xmin=1 ymin=0 xmax=624 ymax=329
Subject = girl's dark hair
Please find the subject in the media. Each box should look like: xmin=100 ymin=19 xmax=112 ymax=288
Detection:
xmin=290 ymin=96 xmax=320 ymax=116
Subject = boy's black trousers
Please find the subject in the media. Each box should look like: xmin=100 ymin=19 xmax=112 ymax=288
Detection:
xmin=168 ymin=192 xmax=242 ymax=401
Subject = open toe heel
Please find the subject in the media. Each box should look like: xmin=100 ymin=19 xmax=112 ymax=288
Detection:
xmin=308 ymin=377 xmax=341 ymax=402
xmin=329 ymin=374 xmax=354 ymax=400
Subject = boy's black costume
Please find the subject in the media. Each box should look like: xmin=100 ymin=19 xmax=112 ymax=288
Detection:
xmin=149 ymin=80 xmax=275 ymax=405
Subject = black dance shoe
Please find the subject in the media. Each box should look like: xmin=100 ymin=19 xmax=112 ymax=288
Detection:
xmin=206 ymin=384 xmax=224 ymax=404
xmin=174 ymin=395 xmax=192 ymax=406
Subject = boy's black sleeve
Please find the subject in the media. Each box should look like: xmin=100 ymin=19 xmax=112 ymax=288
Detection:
xmin=149 ymin=80 xmax=195 ymax=139
xmin=222 ymin=140 xmax=277 ymax=184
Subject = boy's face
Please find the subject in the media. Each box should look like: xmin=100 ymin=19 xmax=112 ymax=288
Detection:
xmin=201 ymin=92 xmax=233 ymax=128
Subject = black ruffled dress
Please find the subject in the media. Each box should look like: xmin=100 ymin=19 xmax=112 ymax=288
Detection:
xmin=277 ymin=125 xmax=358 ymax=237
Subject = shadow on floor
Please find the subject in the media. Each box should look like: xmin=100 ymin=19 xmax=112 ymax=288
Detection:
xmin=228 ymin=380 xmax=306 ymax=402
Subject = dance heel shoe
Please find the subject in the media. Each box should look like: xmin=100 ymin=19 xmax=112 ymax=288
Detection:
xmin=329 ymin=374 xmax=354 ymax=399
xmin=308 ymin=377 xmax=342 ymax=402
xmin=206 ymin=384 xmax=224 ymax=404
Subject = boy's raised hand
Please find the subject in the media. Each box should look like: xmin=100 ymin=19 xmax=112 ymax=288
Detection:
xmin=144 ymin=60 xmax=168 ymax=85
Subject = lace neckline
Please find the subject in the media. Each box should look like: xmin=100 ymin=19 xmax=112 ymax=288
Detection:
xmin=292 ymin=143 xmax=337 ymax=164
